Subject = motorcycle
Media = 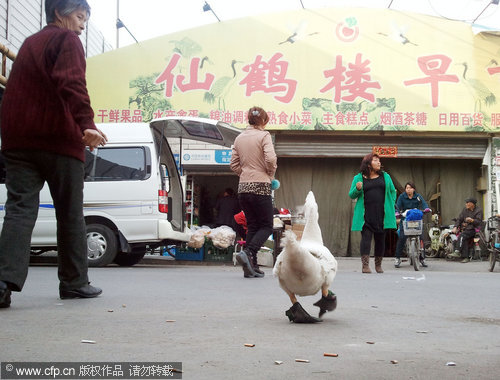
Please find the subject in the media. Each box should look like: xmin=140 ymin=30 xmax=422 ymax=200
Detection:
xmin=425 ymin=214 xmax=456 ymax=258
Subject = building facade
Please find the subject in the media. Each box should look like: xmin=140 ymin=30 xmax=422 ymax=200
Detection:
xmin=0 ymin=0 xmax=112 ymax=80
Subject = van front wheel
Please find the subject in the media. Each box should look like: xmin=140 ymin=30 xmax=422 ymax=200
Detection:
xmin=86 ymin=224 xmax=118 ymax=267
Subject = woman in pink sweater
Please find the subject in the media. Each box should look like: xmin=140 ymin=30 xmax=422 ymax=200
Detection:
xmin=230 ymin=107 xmax=277 ymax=278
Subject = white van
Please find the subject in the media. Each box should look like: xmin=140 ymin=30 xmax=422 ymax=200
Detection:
xmin=0 ymin=117 xmax=240 ymax=266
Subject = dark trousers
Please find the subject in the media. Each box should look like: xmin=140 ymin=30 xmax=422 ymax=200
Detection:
xmin=360 ymin=225 xmax=385 ymax=257
xmin=457 ymin=229 xmax=475 ymax=258
xmin=238 ymin=193 xmax=273 ymax=262
xmin=0 ymin=150 xmax=88 ymax=291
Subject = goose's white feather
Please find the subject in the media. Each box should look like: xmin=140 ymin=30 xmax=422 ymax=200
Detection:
xmin=273 ymin=191 xmax=337 ymax=297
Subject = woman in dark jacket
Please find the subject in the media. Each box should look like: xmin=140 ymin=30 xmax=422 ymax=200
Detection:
xmin=0 ymin=0 xmax=107 ymax=309
xmin=394 ymin=182 xmax=430 ymax=268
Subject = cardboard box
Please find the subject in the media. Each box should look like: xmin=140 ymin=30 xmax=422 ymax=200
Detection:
xmin=292 ymin=224 xmax=305 ymax=232
xmin=292 ymin=223 xmax=305 ymax=240
xmin=284 ymin=223 xmax=305 ymax=240
xmin=257 ymin=248 xmax=274 ymax=267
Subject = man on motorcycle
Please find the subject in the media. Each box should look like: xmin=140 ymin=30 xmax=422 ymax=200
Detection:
xmin=449 ymin=198 xmax=483 ymax=263
xmin=395 ymin=182 xmax=430 ymax=268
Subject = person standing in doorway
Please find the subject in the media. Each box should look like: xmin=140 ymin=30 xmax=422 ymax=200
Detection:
xmin=214 ymin=188 xmax=241 ymax=230
xmin=230 ymin=106 xmax=277 ymax=278
xmin=349 ymin=153 xmax=397 ymax=273
xmin=0 ymin=0 xmax=107 ymax=309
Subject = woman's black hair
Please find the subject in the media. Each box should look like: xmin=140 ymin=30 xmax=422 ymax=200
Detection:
xmin=404 ymin=182 xmax=416 ymax=191
xmin=360 ymin=153 xmax=381 ymax=177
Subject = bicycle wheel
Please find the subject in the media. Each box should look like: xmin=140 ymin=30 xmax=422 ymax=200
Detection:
xmin=410 ymin=238 xmax=419 ymax=271
xmin=478 ymin=230 xmax=488 ymax=261
xmin=405 ymin=239 xmax=414 ymax=266
xmin=489 ymin=248 xmax=497 ymax=272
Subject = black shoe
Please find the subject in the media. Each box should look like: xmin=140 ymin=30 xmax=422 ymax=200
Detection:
xmin=313 ymin=290 xmax=337 ymax=318
xmin=285 ymin=302 xmax=322 ymax=323
xmin=252 ymin=265 xmax=265 ymax=277
xmin=0 ymin=280 xmax=12 ymax=308
xmin=235 ymin=251 xmax=263 ymax=278
xmin=60 ymin=283 xmax=102 ymax=299
xmin=420 ymin=259 xmax=428 ymax=267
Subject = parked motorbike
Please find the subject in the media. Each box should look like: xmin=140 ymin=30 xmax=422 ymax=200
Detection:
xmin=444 ymin=218 xmax=488 ymax=261
xmin=425 ymin=214 xmax=456 ymax=258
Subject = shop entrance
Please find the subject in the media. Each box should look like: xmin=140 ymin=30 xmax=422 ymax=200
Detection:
xmin=183 ymin=172 xmax=240 ymax=228
xmin=274 ymin=157 xmax=483 ymax=257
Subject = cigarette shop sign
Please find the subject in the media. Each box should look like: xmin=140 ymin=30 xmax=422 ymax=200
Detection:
xmin=373 ymin=146 xmax=398 ymax=158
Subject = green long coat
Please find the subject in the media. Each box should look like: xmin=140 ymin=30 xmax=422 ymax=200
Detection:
xmin=349 ymin=172 xmax=397 ymax=231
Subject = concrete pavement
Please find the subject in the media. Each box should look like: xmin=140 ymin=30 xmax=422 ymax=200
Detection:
xmin=1 ymin=257 xmax=499 ymax=380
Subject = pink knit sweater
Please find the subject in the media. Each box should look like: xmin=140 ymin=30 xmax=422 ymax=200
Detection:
xmin=230 ymin=126 xmax=277 ymax=183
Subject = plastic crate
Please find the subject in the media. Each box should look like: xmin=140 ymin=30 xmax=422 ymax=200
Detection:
xmin=161 ymin=245 xmax=177 ymax=257
xmin=204 ymin=239 xmax=234 ymax=262
xmin=403 ymin=219 xmax=423 ymax=235
xmin=174 ymin=244 xmax=204 ymax=261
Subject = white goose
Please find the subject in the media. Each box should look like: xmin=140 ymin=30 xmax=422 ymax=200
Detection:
xmin=273 ymin=191 xmax=338 ymax=323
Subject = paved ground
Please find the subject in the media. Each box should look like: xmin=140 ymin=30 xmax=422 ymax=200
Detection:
xmin=1 ymin=257 xmax=500 ymax=380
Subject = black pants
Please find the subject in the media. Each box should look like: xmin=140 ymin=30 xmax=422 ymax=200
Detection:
xmin=0 ymin=150 xmax=88 ymax=292
xmin=360 ymin=225 xmax=385 ymax=257
xmin=457 ymin=229 xmax=475 ymax=258
xmin=238 ymin=193 xmax=273 ymax=262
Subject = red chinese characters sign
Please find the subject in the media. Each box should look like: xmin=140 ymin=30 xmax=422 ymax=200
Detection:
xmin=320 ymin=53 xmax=381 ymax=103
xmin=155 ymin=53 xmax=215 ymax=97
xmin=86 ymin=8 xmax=500 ymax=130
xmin=153 ymin=52 xmax=468 ymax=110
xmin=403 ymin=55 xmax=459 ymax=108
xmin=373 ymin=146 xmax=398 ymax=157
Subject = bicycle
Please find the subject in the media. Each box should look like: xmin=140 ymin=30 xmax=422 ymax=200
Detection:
xmin=471 ymin=221 xmax=488 ymax=261
xmin=451 ymin=221 xmax=488 ymax=262
xmin=402 ymin=218 xmax=424 ymax=271
xmin=486 ymin=215 xmax=500 ymax=272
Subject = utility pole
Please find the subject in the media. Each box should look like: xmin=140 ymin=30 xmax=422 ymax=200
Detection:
xmin=116 ymin=0 xmax=120 ymax=48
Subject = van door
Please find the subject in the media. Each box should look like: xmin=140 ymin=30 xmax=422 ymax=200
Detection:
xmin=150 ymin=117 xmax=240 ymax=232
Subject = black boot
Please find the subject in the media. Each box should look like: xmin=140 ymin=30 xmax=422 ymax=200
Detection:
xmin=313 ymin=290 xmax=337 ymax=318
xmin=251 ymin=253 xmax=265 ymax=276
xmin=253 ymin=264 xmax=265 ymax=276
xmin=235 ymin=251 xmax=263 ymax=278
xmin=0 ymin=280 xmax=12 ymax=308
xmin=285 ymin=302 xmax=322 ymax=323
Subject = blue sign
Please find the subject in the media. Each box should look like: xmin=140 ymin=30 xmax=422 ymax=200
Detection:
xmin=173 ymin=153 xmax=180 ymax=170
xmin=214 ymin=150 xmax=232 ymax=164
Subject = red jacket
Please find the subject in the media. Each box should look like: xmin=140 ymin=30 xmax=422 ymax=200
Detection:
xmin=0 ymin=25 xmax=96 ymax=162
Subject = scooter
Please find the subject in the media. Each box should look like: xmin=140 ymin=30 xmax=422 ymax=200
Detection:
xmin=426 ymin=214 xmax=456 ymax=258
xmin=441 ymin=227 xmax=458 ymax=258
xmin=426 ymin=214 xmax=441 ymax=257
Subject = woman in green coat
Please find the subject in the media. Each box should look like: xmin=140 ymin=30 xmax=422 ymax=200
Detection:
xmin=349 ymin=153 xmax=396 ymax=273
